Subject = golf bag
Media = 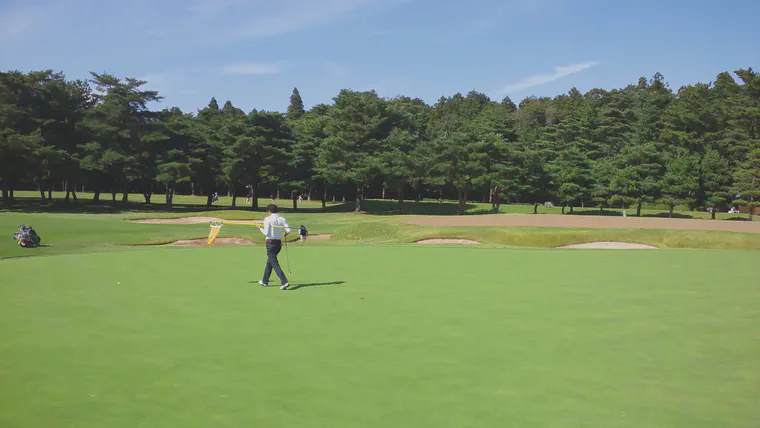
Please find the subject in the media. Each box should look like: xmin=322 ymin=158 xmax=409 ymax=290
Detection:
xmin=299 ymin=225 xmax=308 ymax=241
xmin=12 ymin=224 xmax=41 ymax=248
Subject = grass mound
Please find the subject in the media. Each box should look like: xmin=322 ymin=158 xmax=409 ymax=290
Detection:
xmin=332 ymin=222 xmax=401 ymax=242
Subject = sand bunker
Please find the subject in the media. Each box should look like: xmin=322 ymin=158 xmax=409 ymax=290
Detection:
xmin=127 ymin=217 xmax=326 ymax=234
xmin=129 ymin=217 xmax=332 ymax=240
xmin=557 ymin=242 xmax=657 ymax=249
xmin=307 ymin=234 xmax=332 ymax=240
xmin=416 ymin=238 xmax=481 ymax=245
xmin=162 ymin=237 xmax=254 ymax=247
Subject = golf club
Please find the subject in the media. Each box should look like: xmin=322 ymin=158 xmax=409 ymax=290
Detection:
xmin=284 ymin=235 xmax=292 ymax=274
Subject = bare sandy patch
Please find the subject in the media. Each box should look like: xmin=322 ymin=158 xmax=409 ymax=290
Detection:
xmin=416 ymin=238 xmax=481 ymax=245
xmin=165 ymin=237 xmax=254 ymax=247
xmin=307 ymin=234 xmax=332 ymax=240
xmin=557 ymin=242 xmax=657 ymax=249
xmin=403 ymin=214 xmax=760 ymax=234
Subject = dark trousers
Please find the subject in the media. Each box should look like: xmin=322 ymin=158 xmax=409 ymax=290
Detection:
xmin=262 ymin=239 xmax=288 ymax=285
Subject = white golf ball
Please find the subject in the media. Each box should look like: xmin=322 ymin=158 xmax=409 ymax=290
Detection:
xmin=117 ymin=282 xmax=121 ymax=285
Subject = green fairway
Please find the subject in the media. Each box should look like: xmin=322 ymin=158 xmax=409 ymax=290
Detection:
xmin=1 ymin=246 xmax=757 ymax=427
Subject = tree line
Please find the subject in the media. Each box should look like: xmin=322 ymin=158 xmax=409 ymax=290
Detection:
xmin=1 ymin=68 xmax=759 ymax=217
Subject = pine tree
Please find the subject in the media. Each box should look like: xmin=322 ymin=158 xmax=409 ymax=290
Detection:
xmin=0 ymin=71 xmax=46 ymax=201
xmin=608 ymin=142 xmax=665 ymax=216
xmin=156 ymin=108 xmax=194 ymax=207
xmin=549 ymin=147 xmax=592 ymax=213
xmin=322 ymin=90 xmax=389 ymax=211
xmin=661 ymin=149 xmax=699 ymax=217
xmin=287 ymin=88 xmax=305 ymax=120
xmin=733 ymin=148 xmax=760 ymax=220
xmin=293 ymin=104 xmax=330 ymax=207
xmin=82 ymin=73 xmax=163 ymax=204
xmin=192 ymin=98 xmax=226 ymax=207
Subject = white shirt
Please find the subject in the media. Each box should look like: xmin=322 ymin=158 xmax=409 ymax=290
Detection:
xmin=259 ymin=214 xmax=291 ymax=240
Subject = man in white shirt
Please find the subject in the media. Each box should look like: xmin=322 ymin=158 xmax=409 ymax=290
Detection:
xmin=257 ymin=204 xmax=292 ymax=290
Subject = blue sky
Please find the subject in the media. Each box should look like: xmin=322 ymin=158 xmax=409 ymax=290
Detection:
xmin=1 ymin=0 xmax=758 ymax=114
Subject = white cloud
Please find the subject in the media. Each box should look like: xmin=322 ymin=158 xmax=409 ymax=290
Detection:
xmin=500 ymin=61 xmax=599 ymax=93
xmin=221 ymin=62 xmax=287 ymax=75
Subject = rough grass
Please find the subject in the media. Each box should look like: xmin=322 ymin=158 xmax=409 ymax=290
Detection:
xmin=1 ymin=246 xmax=758 ymax=427
xmin=403 ymin=226 xmax=760 ymax=249
xmin=332 ymin=223 xmax=760 ymax=249
xmin=0 ymin=212 xmax=353 ymax=258
xmin=332 ymin=222 xmax=401 ymax=242
xmin=3 ymin=211 xmax=760 ymax=260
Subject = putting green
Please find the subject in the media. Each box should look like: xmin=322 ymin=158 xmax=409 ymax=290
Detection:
xmin=1 ymin=246 xmax=758 ymax=427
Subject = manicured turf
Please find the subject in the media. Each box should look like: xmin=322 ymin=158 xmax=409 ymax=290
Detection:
xmin=1 ymin=246 xmax=757 ymax=427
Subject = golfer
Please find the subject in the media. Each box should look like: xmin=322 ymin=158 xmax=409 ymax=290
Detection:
xmin=258 ymin=204 xmax=292 ymax=290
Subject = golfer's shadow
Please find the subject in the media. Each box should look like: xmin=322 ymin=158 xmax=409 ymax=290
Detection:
xmin=247 ymin=281 xmax=346 ymax=290
xmin=289 ymin=281 xmax=345 ymax=291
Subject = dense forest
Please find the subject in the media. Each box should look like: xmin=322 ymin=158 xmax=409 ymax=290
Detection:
xmin=1 ymin=68 xmax=759 ymax=216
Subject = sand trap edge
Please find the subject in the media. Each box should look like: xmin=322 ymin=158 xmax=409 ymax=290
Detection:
xmin=132 ymin=237 xmax=255 ymax=247
xmin=416 ymin=238 xmax=481 ymax=245
xmin=306 ymin=234 xmax=332 ymax=240
xmin=556 ymin=241 xmax=658 ymax=249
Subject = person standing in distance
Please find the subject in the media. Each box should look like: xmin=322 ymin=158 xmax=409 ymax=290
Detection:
xmin=257 ymin=204 xmax=292 ymax=290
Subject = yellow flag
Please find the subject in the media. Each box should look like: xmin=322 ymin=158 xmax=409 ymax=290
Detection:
xmin=208 ymin=224 xmax=223 ymax=246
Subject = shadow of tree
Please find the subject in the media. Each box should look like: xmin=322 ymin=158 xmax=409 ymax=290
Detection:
xmin=642 ymin=212 xmax=695 ymax=219
xmin=726 ymin=216 xmax=752 ymax=222
xmin=567 ymin=210 xmax=699 ymax=219
xmin=0 ymin=197 xmax=355 ymax=215
xmin=358 ymin=200 xmax=483 ymax=216
xmin=3 ymin=197 xmax=513 ymax=217
xmin=566 ymin=209 xmax=623 ymax=217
